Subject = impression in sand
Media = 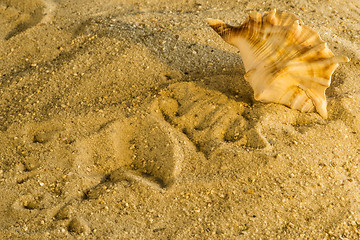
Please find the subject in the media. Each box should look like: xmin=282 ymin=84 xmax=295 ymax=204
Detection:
xmin=207 ymin=9 xmax=350 ymax=118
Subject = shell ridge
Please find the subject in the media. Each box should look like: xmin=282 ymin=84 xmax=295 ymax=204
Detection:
xmin=265 ymin=9 xmax=277 ymax=24
xmin=252 ymin=25 xmax=307 ymax=73
xmin=295 ymin=74 xmax=330 ymax=88
xmin=294 ymin=43 xmax=329 ymax=62
xmin=260 ymin=50 xmax=341 ymax=88
xmin=290 ymin=91 xmax=308 ymax=109
xmin=247 ymin=16 xmax=262 ymax=46
xmin=285 ymin=58 xmax=340 ymax=79
xmin=275 ymin=85 xmax=313 ymax=113
xmin=278 ymin=85 xmax=299 ymax=103
xmin=301 ymin=99 xmax=315 ymax=112
xmin=243 ymin=13 xmax=308 ymax=72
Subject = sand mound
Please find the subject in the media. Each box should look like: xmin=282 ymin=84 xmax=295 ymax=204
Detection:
xmin=0 ymin=0 xmax=56 ymax=39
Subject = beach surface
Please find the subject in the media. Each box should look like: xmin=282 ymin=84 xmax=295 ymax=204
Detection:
xmin=1 ymin=0 xmax=360 ymax=239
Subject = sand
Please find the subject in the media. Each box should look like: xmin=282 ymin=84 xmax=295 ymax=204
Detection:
xmin=1 ymin=0 xmax=360 ymax=239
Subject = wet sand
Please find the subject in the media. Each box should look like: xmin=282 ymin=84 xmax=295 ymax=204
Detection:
xmin=1 ymin=0 xmax=360 ymax=239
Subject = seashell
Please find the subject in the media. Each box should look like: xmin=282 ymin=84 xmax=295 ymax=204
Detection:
xmin=207 ymin=9 xmax=349 ymax=118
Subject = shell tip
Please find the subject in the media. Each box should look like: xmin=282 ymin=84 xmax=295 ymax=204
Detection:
xmin=206 ymin=18 xmax=224 ymax=27
xmin=343 ymin=56 xmax=350 ymax=62
xmin=319 ymin=110 xmax=328 ymax=119
xmin=333 ymin=55 xmax=350 ymax=63
xmin=316 ymin=101 xmax=328 ymax=119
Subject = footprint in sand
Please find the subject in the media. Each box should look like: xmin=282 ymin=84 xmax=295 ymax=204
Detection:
xmin=78 ymin=112 xmax=187 ymax=190
xmin=0 ymin=0 xmax=56 ymax=40
xmin=156 ymin=82 xmax=269 ymax=154
xmin=79 ymin=82 xmax=269 ymax=190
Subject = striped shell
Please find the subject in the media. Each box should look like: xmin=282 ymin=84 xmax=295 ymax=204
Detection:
xmin=207 ymin=9 xmax=349 ymax=118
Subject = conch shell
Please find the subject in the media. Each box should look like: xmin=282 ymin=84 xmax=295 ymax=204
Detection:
xmin=207 ymin=9 xmax=349 ymax=118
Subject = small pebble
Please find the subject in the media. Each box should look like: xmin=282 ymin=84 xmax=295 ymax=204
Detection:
xmin=55 ymin=205 xmax=73 ymax=220
xmin=68 ymin=217 xmax=89 ymax=234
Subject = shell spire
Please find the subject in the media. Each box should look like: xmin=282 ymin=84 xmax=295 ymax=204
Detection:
xmin=207 ymin=9 xmax=349 ymax=118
